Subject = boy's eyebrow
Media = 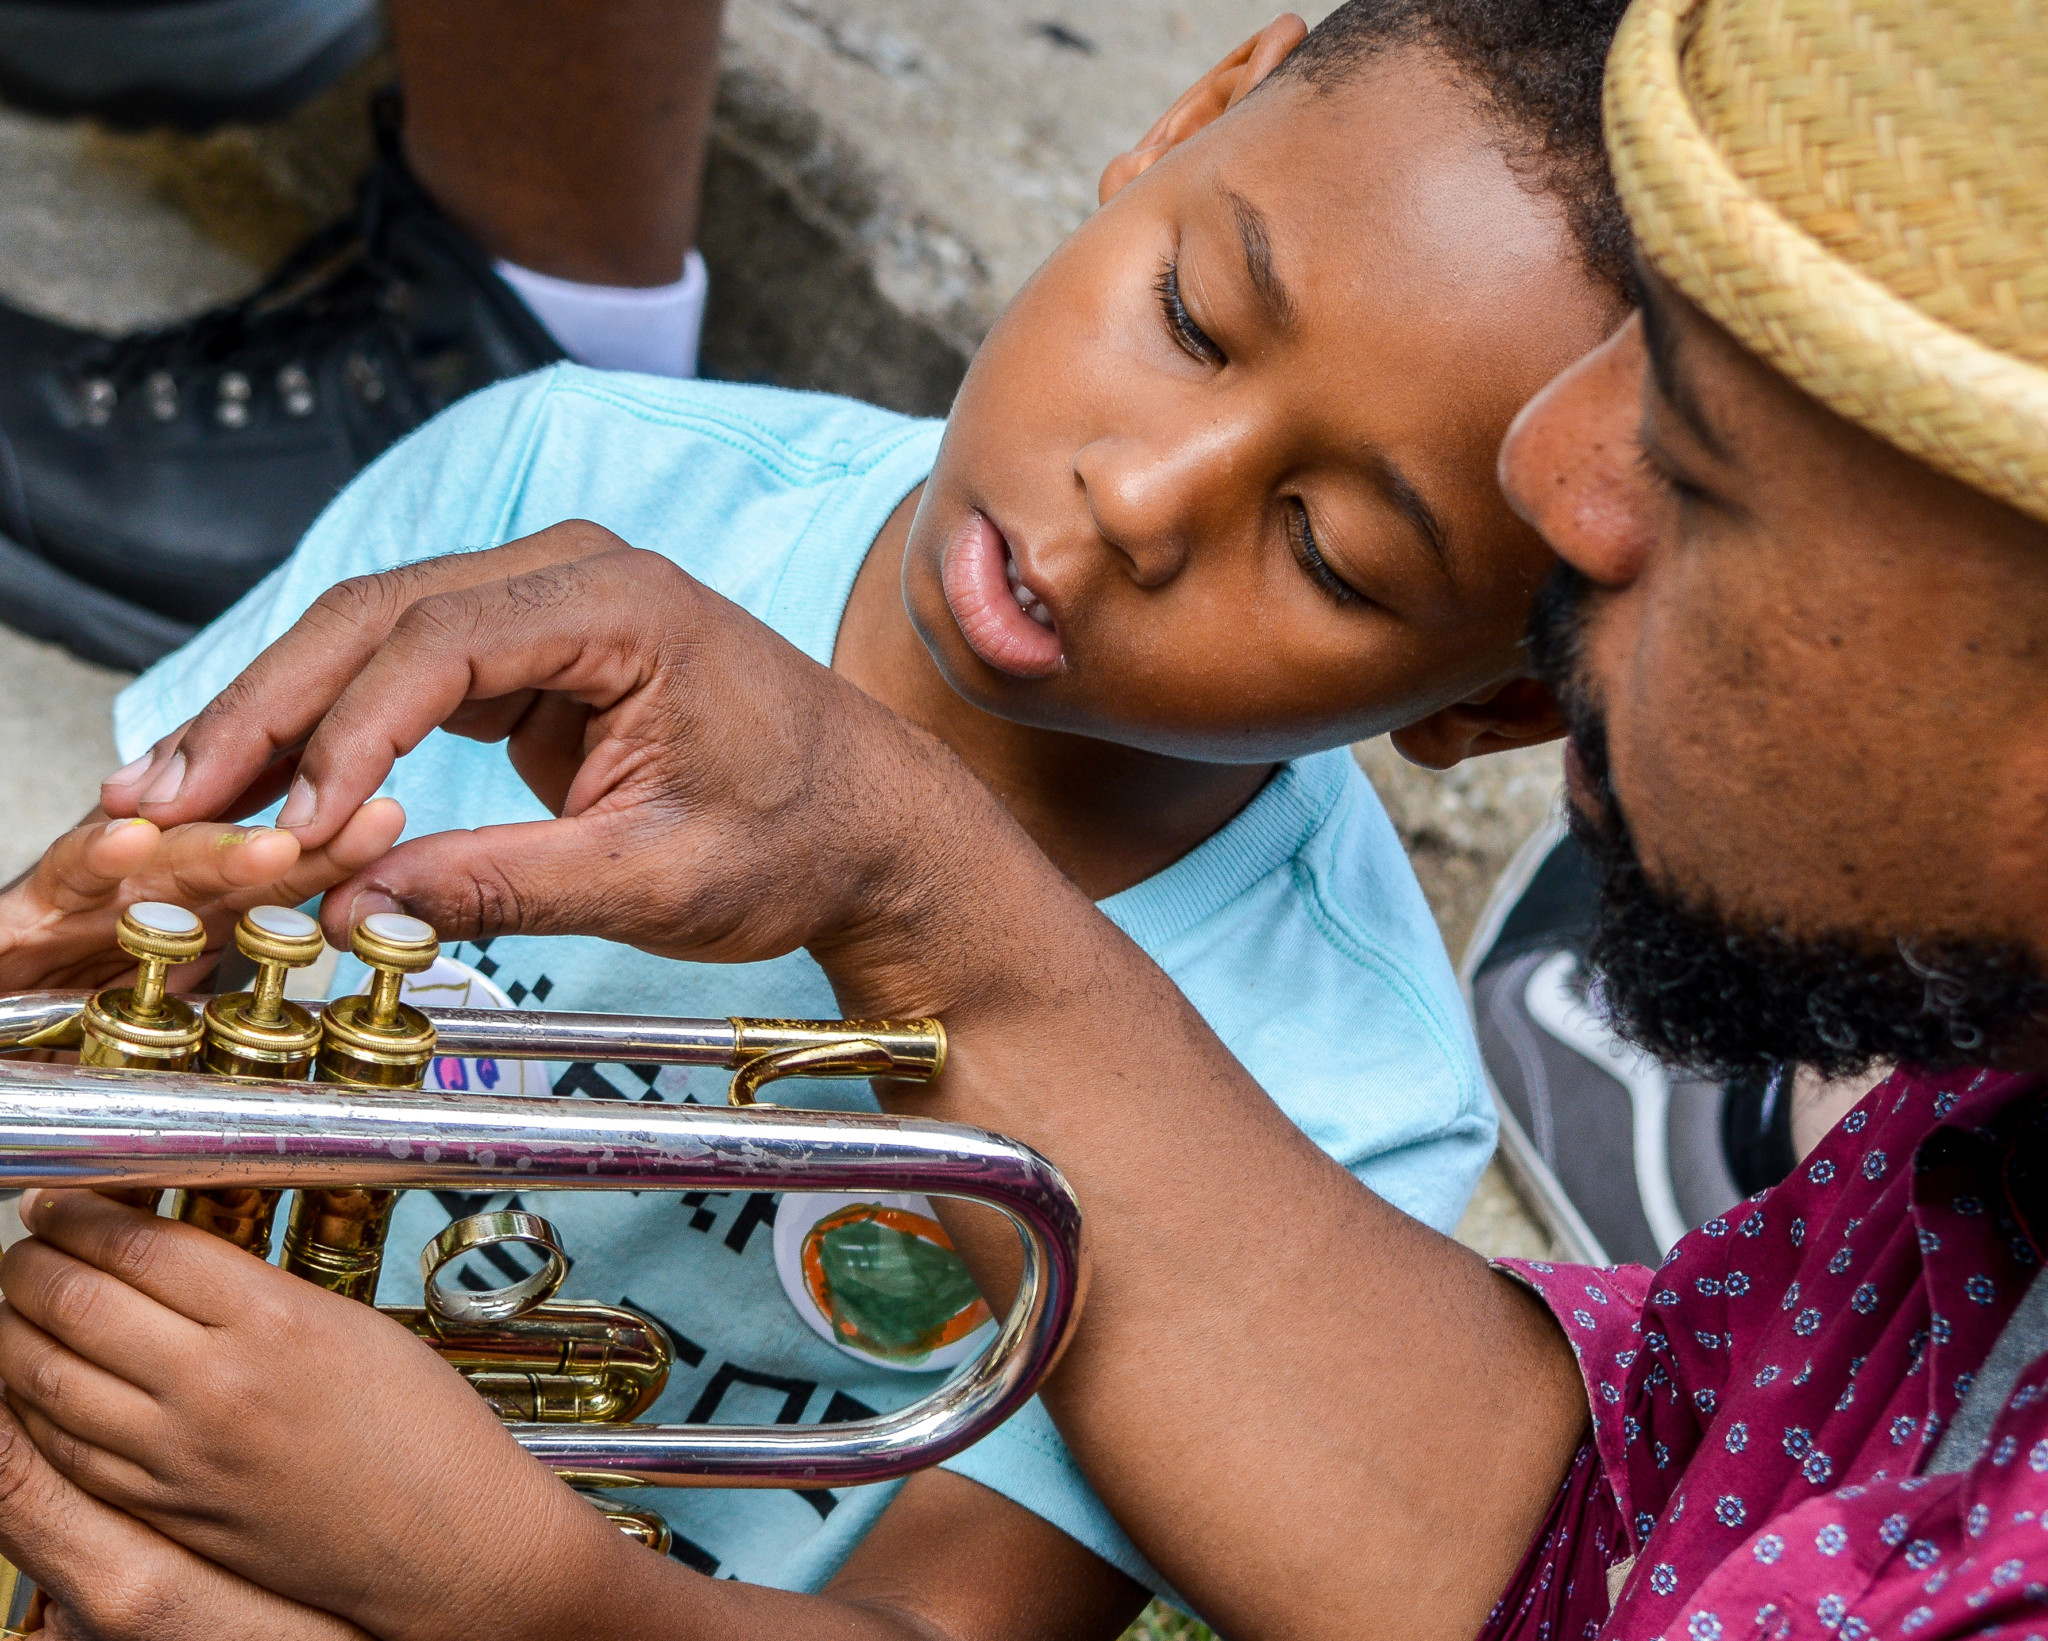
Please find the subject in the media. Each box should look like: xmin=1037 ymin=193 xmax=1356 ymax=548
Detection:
xmin=1368 ymin=451 xmax=1452 ymax=574
xmin=1634 ymin=261 xmax=1728 ymax=460
xmin=1224 ymin=187 xmax=1296 ymax=330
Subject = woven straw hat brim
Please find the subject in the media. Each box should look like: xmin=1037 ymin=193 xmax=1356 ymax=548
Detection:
xmin=1604 ymin=0 xmax=2048 ymax=526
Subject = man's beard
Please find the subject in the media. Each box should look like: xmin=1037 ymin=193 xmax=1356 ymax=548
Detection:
xmin=1525 ymin=563 xmax=2048 ymax=1080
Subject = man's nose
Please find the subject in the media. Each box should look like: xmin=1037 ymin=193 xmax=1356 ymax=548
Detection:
xmin=1499 ymin=316 xmax=1657 ymax=588
xmin=1073 ymin=421 xmax=1249 ymax=587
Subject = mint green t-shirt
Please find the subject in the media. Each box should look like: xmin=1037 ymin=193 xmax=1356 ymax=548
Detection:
xmin=116 ymin=366 xmax=1495 ymax=1594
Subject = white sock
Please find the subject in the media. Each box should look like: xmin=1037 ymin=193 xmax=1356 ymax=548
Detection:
xmin=494 ymin=249 xmax=708 ymax=379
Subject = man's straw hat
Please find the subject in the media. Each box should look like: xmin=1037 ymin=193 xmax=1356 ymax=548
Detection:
xmin=1605 ymin=0 xmax=2048 ymax=523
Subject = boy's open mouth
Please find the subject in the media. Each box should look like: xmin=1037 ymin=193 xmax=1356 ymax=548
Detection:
xmin=940 ymin=509 xmax=1064 ymax=679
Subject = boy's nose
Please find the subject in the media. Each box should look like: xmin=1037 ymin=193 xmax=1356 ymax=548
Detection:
xmin=1499 ymin=317 xmax=1657 ymax=589
xmin=1073 ymin=425 xmax=1246 ymax=587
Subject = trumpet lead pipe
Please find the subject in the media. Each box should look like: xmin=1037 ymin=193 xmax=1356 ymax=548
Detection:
xmin=0 ymin=996 xmax=942 ymax=1081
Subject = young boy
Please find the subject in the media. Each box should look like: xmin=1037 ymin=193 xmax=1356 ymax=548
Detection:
xmin=0 ymin=0 xmax=1631 ymax=1633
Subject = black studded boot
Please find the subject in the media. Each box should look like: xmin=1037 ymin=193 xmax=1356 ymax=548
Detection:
xmin=0 ymin=93 xmax=564 ymax=670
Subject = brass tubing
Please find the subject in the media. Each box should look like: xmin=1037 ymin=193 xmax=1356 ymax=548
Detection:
xmin=1 ymin=997 xmax=947 ymax=1094
xmin=0 ymin=1058 xmax=1087 ymax=1491
xmin=389 ymin=1301 xmax=673 ymax=1423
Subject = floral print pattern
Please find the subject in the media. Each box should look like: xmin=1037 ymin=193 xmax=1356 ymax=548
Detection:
xmin=1482 ymin=1068 xmax=2048 ymax=1640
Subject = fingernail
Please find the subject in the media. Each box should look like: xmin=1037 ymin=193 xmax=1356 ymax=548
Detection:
xmin=100 ymin=817 xmax=150 ymax=836
xmin=104 ymin=751 xmax=153 ymax=789
xmin=348 ymin=888 xmax=401 ymax=925
xmin=277 ymin=775 xmax=317 ymax=829
xmin=139 ymin=751 xmax=186 ymax=807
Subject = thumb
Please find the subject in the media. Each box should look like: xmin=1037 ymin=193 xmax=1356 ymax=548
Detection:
xmin=317 ymin=812 xmax=705 ymax=955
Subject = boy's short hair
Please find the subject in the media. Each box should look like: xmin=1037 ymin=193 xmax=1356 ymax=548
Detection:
xmin=1278 ymin=0 xmax=1633 ymax=296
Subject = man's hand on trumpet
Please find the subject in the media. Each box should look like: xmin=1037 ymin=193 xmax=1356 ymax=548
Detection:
xmin=93 ymin=525 xmax=1058 ymax=1016
xmin=79 ymin=528 xmax=1585 ymax=1641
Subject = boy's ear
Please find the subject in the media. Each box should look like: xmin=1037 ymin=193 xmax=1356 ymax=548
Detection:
xmin=1098 ymin=14 xmax=1309 ymax=205
xmin=1388 ymin=677 xmax=1567 ymax=771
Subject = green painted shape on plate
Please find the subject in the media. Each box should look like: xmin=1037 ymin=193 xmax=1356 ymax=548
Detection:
xmin=818 ymin=1219 xmax=983 ymax=1355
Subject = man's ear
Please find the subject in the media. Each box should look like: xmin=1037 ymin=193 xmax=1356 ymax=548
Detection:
xmin=1098 ymin=14 xmax=1309 ymax=205
xmin=1388 ymin=677 xmax=1566 ymax=771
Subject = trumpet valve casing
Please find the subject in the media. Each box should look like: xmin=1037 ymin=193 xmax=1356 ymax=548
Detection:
xmin=186 ymin=906 xmax=331 ymax=1254
xmin=282 ymin=912 xmax=440 ymax=1301
xmin=82 ymin=902 xmax=207 ymax=1207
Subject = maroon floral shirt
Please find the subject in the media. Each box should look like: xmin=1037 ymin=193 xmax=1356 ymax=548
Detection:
xmin=1483 ymin=1066 xmax=2048 ymax=1641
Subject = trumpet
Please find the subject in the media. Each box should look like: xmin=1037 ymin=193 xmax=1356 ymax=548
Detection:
xmin=0 ymin=906 xmax=1085 ymax=1636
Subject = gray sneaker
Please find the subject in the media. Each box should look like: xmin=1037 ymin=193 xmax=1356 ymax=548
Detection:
xmin=1461 ymin=818 xmax=1795 ymax=1267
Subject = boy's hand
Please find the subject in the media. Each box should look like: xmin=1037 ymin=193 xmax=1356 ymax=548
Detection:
xmin=0 ymin=800 xmax=405 ymax=995
xmin=0 ymin=1190 xmax=630 ymax=1641
xmin=0 ymin=1398 xmax=370 ymax=1641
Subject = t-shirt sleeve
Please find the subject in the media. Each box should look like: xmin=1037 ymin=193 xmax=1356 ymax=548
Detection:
xmin=114 ymin=368 xmax=564 ymax=761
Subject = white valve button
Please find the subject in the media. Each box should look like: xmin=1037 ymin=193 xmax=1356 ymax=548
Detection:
xmin=363 ymin=911 xmax=435 ymax=945
xmin=247 ymin=905 xmax=319 ymax=938
xmin=127 ymin=902 xmax=201 ymax=935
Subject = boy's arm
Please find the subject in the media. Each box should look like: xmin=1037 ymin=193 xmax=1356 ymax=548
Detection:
xmin=0 ymin=1190 xmax=1145 ymax=1641
xmin=101 ymin=532 xmax=1592 ymax=1641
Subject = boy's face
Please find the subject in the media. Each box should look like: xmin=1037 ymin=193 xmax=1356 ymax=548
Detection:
xmin=903 ymin=50 xmax=1622 ymax=763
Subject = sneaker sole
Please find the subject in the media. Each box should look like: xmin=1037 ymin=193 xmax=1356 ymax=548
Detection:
xmin=0 ymin=528 xmax=194 ymax=672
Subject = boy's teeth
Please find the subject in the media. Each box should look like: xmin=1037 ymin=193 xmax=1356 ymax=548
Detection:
xmin=999 ymin=543 xmax=1054 ymax=629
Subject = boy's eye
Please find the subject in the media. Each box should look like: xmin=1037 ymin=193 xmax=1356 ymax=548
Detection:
xmin=1155 ymin=258 xmax=1226 ymax=367
xmin=1289 ymin=501 xmax=1362 ymax=607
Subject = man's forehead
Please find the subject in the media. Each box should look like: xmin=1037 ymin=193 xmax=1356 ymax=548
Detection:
xmin=1635 ymin=264 xmax=2048 ymax=573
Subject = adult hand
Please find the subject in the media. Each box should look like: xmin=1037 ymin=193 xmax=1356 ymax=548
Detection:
xmin=90 ymin=520 xmax=1587 ymax=1641
xmin=0 ymin=1381 xmax=370 ymax=1641
xmin=96 ymin=525 xmax=1021 ymax=1010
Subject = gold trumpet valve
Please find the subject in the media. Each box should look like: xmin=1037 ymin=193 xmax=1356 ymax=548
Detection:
xmin=235 ymin=904 xmax=326 ymax=1026
xmin=202 ymin=904 xmax=326 ymax=1083
xmin=114 ymin=902 xmax=206 ymax=1021
xmin=351 ymin=912 xmax=440 ymax=1030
